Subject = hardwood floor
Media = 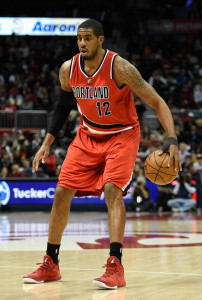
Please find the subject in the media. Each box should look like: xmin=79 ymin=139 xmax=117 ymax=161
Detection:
xmin=0 ymin=211 xmax=202 ymax=299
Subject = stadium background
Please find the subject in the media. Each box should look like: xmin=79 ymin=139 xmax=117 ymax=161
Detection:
xmin=0 ymin=0 xmax=202 ymax=210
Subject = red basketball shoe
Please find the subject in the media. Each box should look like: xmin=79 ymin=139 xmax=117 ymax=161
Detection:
xmin=23 ymin=255 xmax=62 ymax=283
xmin=93 ymin=256 xmax=126 ymax=289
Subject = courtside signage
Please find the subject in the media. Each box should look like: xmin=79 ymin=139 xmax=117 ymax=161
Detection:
xmin=0 ymin=180 xmax=135 ymax=206
xmin=0 ymin=181 xmax=10 ymax=205
xmin=0 ymin=18 xmax=87 ymax=36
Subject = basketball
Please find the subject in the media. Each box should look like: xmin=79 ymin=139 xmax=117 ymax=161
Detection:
xmin=144 ymin=150 xmax=179 ymax=185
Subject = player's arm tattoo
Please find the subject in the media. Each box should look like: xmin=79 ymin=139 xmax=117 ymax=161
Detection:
xmin=116 ymin=57 xmax=157 ymax=100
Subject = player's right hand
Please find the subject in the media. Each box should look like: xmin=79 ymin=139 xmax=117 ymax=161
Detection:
xmin=32 ymin=145 xmax=50 ymax=173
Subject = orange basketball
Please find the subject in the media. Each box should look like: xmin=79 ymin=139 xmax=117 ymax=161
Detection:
xmin=144 ymin=150 xmax=179 ymax=185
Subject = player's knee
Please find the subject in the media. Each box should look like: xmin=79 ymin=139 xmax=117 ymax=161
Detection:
xmin=104 ymin=183 xmax=122 ymax=206
xmin=53 ymin=186 xmax=74 ymax=207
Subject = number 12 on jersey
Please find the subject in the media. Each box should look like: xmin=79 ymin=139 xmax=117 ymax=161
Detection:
xmin=96 ymin=101 xmax=111 ymax=117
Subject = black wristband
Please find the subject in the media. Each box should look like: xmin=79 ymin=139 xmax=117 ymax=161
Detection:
xmin=162 ymin=137 xmax=178 ymax=153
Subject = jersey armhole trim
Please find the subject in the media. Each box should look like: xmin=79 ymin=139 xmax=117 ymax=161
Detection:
xmin=111 ymin=54 xmax=126 ymax=89
xmin=69 ymin=57 xmax=74 ymax=79
xmin=110 ymin=53 xmax=117 ymax=80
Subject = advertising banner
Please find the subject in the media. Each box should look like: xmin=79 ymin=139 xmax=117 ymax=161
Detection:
xmin=148 ymin=19 xmax=202 ymax=33
xmin=0 ymin=180 xmax=133 ymax=206
xmin=0 ymin=18 xmax=87 ymax=36
xmin=0 ymin=180 xmax=158 ymax=206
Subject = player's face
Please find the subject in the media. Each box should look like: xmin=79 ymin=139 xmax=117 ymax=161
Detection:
xmin=77 ymin=28 xmax=102 ymax=60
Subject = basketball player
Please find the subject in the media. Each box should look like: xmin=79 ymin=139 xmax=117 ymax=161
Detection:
xmin=23 ymin=19 xmax=181 ymax=289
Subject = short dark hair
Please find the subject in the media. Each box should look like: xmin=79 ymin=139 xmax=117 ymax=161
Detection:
xmin=78 ymin=19 xmax=104 ymax=37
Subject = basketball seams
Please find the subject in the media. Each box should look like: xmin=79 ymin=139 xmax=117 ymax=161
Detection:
xmin=154 ymin=152 xmax=169 ymax=183
xmin=153 ymin=151 xmax=175 ymax=168
xmin=154 ymin=151 xmax=166 ymax=182
xmin=145 ymin=172 xmax=167 ymax=184
xmin=144 ymin=161 xmax=160 ymax=172
xmin=145 ymin=161 xmax=177 ymax=176
xmin=144 ymin=150 xmax=179 ymax=185
xmin=153 ymin=151 xmax=164 ymax=168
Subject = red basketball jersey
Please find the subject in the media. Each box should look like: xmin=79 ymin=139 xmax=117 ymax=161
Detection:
xmin=69 ymin=49 xmax=139 ymax=137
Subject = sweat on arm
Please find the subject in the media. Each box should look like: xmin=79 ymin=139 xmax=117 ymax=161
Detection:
xmin=47 ymin=88 xmax=75 ymax=137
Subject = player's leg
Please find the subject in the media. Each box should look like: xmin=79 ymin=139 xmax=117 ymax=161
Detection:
xmin=23 ymin=187 xmax=76 ymax=284
xmin=48 ymin=186 xmax=76 ymax=245
xmin=104 ymin=182 xmax=125 ymax=252
xmin=93 ymin=127 xmax=140 ymax=289
xmin=93 ymin=183 xmax=126 ymax=289
xmin=46 ymin=186 xmax=76 ymax=263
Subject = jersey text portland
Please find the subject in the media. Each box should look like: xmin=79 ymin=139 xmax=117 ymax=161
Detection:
xmin=72 ymin=86 xmax=109 ymax=99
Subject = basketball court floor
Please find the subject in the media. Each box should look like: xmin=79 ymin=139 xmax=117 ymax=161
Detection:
xmin=1 ymin=210 xmax=202 ymax=300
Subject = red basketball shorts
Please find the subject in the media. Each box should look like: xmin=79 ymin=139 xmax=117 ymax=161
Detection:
xmin=57 ymin=126 xmax=140 ymax=196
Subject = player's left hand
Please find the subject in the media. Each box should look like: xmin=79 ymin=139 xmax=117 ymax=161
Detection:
xmin=158 ymin=144 xmax=182 ymax=172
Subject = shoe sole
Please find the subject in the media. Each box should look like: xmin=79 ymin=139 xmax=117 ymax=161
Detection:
xmin=92 ymin=280 xmax=118 ymax=289
xmin=23 ymin=278 xmax=62 ymax=284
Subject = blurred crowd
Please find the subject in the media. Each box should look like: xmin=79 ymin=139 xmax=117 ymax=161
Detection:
xmin=0 ymin=1 xmax=202 ymax=208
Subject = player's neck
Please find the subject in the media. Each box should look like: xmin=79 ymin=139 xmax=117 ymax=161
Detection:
xmin=84 ymin=48 xmax=105 ymax=72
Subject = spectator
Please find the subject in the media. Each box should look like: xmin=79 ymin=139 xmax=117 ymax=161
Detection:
xmin=1 ymin=153 xmax=12 ymax=173
xmin=183 ymin=112 xmax=196 ymax=133
xmin=1 ymin=99 xmax=18 ymax=112
xmin=35 ymin=167 xmax=50 ymax=178
xmin=55 ymin=165 xmax=61 ymax=178
xmin=141 ymin=125 xmax=151 ymax=144
xmin=37 ymin=87 xmax=49 ymax=110
xmin=9 ymin=164 xmax=26 ymax=178
xmin=20 ymin=94 xmax=34 ymax=110
xmin=0 ymin=73 xmax=5 ymax=86
xmin=31 ymin=133 xmax=42 ymax=152
xmin=45 ymin=149 xmax=57 ymax=177
xmin=167 ymin=173 xmax=196 ymax=212
xmin=185 ymin=124 xmax=200 ymax=146
xmin=148 ymin=70 xmax=167 ymax=97
xmin=0 ymin=166 xmax=9 ymax=178
xmin=195 ymin=116 xmax=202 ymax=142
xmin=127 ymin=176 xmax=153 ymax=212
xmin=132 ymin=159 xmax=144 ymax=179
xmin=192 ymin=145 xmax=202 ymax=163
xmin=156 ymin=184 xmax=174 ymax=212
xmin=179 ymin=142 xmax=191 ymax=164
xmin=50 ymin=84 xmax=60 ymax=107
xmin=12 ymin=134 xmax=29 ymax=153
xmin=175 ymin=68 xmax=189 ymax=85
xmin=165 ymin=73 xmax=177 ymax=97
xmin=174 ymin=125 xmax=186 ymax=144
xmin=179 ymin=83 xmax=194 ymax=108
xmin=69 ymin=115 xmax=80 ymax=138
xmin=22 ymin=158 xmax=34 ymax=177
xmin=193 ymin=83 xmax=202 ymax=108
xmin=1 ymin=133 xmax=13 ymax=154
xmin=9 ymin=87 xmax=24 ymax=107
xmin=193 ymin=154 xmax=202 ymax=177
xmin=182 ymin=154 xmax=194 ymax=173
xmin=172 ymin=113 xmax=184 ymax=131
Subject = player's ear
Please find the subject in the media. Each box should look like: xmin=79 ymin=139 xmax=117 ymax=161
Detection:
xmin=98 ymin=35 xmax=104 ymax=46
